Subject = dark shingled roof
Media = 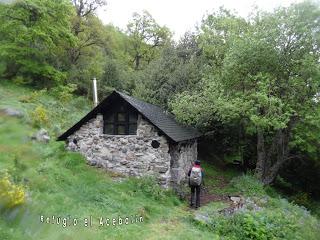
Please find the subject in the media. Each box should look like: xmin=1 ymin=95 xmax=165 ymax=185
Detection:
xmin=57 ymin=91 xmax=201 ymax=142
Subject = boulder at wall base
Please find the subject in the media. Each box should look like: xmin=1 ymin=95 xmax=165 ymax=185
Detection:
xmin=31 ymin=128 xmax=50 ymax=143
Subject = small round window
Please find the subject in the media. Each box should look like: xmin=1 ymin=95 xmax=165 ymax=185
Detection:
xmin=151 ymin=140 xmax=160 ymax=149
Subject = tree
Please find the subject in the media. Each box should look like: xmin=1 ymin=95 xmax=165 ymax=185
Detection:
xmin=0 ymin=0 xmax=75 ymax=86
xmin=133 ymin=32 xmax=204 ymax=108
xmin=171 ymin=1 xmax=320 ymax=185
xmin=66 ymin=0 xmax=107 ymax=94
xmin=126 ymin=10 xmax=171 ymax=70
xmin=68 ymin=0 xmax=106 ymax=65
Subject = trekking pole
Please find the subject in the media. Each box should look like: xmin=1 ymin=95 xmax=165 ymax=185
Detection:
xmin=201 ymin=181 xmax=208 ymax=193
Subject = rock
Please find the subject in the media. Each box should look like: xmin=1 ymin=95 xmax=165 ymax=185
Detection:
xmin=134 ymin=144 xmax=141 ymax=151
xmin=67 ymin=142 xmax=78 ymax=151
xmin=125 ymin=153 xmax=136 ymax=161
xmin=1 ymin=107 xmax=24 ymax=118
xmin=32 ymin=129 xmax=50 ymax=143
xmin=97 ymin=162 xmax=103 ymax=168
xmin=155 ymin=166 xmax=168 ymax=173
xmin=218 ymin=196 xmax=264 ymax=216
xmin=121 ymin=148 xmax=128 ymax=153
xmin=100 ymin=148 xmax=112 ymax=160
xmin=88 ymin=160 xmax=97 ymax=166
xmin=194 ymin=212 xmax=210 ymax=224
xmin=111 ymin=155 xmax=122 ymax=163
xmin=230 ymin=196 xmax=242 ymax=203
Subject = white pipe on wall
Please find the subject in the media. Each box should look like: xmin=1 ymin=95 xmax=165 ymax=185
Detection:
xmin=92 ymin=77 xmax=98 ymax=107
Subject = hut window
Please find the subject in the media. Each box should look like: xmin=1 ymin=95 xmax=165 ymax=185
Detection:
xmin=103 ymin=110 xmax=137 ymax=135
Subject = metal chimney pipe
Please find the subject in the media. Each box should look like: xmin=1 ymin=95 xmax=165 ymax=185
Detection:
xmin=92 ymin=77 xmax=98 ymax=107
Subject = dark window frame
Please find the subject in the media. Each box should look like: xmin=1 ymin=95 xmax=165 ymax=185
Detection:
xmin=103 ymin=104 xmax=138 ymax=135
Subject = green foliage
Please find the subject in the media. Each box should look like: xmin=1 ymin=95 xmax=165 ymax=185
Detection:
xmin=31 ymin=105 xmax=48 ymax=127
xmin=290 ymin=107 xmax=320 ymax=159
xmin=50 ymin=83 xmax=77 ymax=103
xmin=60 ymin=152 xmax=86 ymax=170
xmin=171 ymin=1 xmax=320 ymax=185
xmin=173 ymin=1 xmax=320 ymax=129
xmin=291 ymin=192 xmax=311 ymax=208
xmin=230 ymin=174 xmax=266 ymax=197
xmin=132 ymin=176 xmax=167 ymax=201
xmin=19 ymin=89 xmax=47 ymax=103
xmin=127 ymin=10 xmax=172 ymax=70
xmin=0 ymin=0 xmax=75 ymax=86
xmin=202 ymin=198 xmax=320 ymax=240
xmin=12 ymin=75 xmax=32 ymax=85
xmin=100 ymin=57 xmax=135 ymax=95
xmin=134 ymin=39 xmax=203 ymax=108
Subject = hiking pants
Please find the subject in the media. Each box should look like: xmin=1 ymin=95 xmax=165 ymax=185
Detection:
xmin=190 ymin=185 xmax=201 ymax=207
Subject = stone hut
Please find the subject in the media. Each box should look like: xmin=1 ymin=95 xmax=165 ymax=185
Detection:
xmin=58 ymin=91 xmax=201 ymax=188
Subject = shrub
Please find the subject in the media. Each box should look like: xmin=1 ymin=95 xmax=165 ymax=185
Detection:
xmin=19 ymin=89 xmax=47 ymax=103
xmin=10 ymin=155 xmax=28 ymax=183
xmin=202 ymin=197 xmax=320 ymax=240
xmin=134 ymin=177 xmax=167 ymax=201
xmin=51 ymin=83 xmax=77 ymax=103
xmin=31 ymin=105 xmax=49 ymax=127
xmin=12 ymin=76 xmax=24 ymax=85
xmin=12 ymin=76 xmax=32 ymax=85
xmin=0 ymin=172 xmax=25 ymax=210
xmin=291 ymin=191 xmax=312 ymax=209
xmin=230 ymin=174 xmax=266 ymax=196
xmin=71 ymin=97 xmax=90 ymax=109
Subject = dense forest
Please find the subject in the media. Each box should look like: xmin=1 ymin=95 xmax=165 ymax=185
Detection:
xmin=0 ymin=1 xmax=320 ymax=238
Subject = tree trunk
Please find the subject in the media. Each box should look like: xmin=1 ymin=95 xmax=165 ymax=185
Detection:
xmin=255 ymin=128 xmax=266 ymax=180
xmin=135 ymin=55 xmax=141 ymax=70
xmin=255 ymin=117 xmax=297 ymax=185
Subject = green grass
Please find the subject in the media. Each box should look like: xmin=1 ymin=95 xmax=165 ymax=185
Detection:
xmin=1 ymin=81 xmax=319 ymax=239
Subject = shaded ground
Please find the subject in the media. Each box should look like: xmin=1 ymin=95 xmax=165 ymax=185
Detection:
xmin=199 ymin=188 xmax=229 ymax=205
xmin=186 ymin=173 xmax=232 ymax=207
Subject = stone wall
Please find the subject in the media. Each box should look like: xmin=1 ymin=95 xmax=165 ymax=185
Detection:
xmin=66 ymin=114 xmax=197 ymax=188
xmin=169 ymin=140 xmax=197 ymax=189
xmin=67 ymin=114 xmax=172 ymax=187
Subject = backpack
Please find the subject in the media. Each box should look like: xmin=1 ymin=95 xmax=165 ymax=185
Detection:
xmin=189 ymin=167 xmax=202 ymax=186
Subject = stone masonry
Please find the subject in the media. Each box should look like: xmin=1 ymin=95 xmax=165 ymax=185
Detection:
xmin=67 ymin=114 xmax=197 ymax=188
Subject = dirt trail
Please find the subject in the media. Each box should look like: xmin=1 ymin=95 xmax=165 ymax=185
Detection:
xmin=199 ymin=189 xmax=229 ymax=205
xmin=186 ymin=174 xmax=232 ymax=206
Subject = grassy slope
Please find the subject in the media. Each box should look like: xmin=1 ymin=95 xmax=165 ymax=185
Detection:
xmin=0 ymin=82 xmax=218 ymax=240
xmin=0 ymin=81 xmax=319 ymax=240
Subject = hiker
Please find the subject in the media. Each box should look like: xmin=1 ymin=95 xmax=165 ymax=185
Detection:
xmin=188 ymin=160 xmax=204 ymax=209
